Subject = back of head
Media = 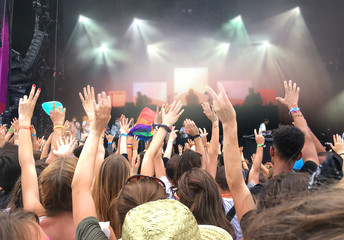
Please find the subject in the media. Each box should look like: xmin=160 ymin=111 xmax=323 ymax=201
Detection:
xmin=110 ymin=178 xmax=167 ymax=238
xmin=0 ymin=210 xmax=41 ymax=240
xmin=174 ymin=149 xmax=202 ymax=185
xmin=256 ymin=172 xmax=310 ymax=210
xmin=93 ymin=154 xmax=130 ymax=222
xmin=166 ymin=154 xmax=179 ymax=182
xmin=215 ymin=166 xmax=230 ymax=192
xmin=40 ymin=157 xmax=77 ymax=216
xmin=243 ymin=187 xmax=344 ymax=240
xmin=273 ymin=126 xmax=304 ymax=162
xmin=0 ymin=143 xmax=20 ymax=194
xmin=178 ymin=168 xmax=235 ymax=237
xmin=122 ymin=199 xmax=201 ymax=240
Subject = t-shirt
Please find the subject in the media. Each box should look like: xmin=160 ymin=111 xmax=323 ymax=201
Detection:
xmin=160 ymin=176 xmax=173 ymax=199
xmin=76 ymin=217 xmax=108 ymax=240
xmin=222 ymin=198 xmax=242 ymax=240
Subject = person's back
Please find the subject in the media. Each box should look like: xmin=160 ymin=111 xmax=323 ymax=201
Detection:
xmin=40 ymin=213 xmax=75 ymax=240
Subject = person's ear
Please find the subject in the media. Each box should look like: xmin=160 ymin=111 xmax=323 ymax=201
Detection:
xmin=270 ymin=146 xmax=274 ymax=157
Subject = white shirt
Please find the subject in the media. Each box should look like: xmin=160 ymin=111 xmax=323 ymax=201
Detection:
xmin=223 ymin=197 xmax=242 ymax=240
xmin=160 ymin=176 xmax=173 ymax=199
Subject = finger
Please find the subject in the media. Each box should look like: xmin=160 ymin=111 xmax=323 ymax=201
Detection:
xmin=83 ymin=87 xmax=88 ymax=99
xmin=53 ymin=101 xmax=56 ymax=111
xmin=254 ymin=129 xmax=257 ymax=137
xmin=288 ymin=80 xmax=293 ymax=92
xmin=29 ymin=85 xmax=36 ymax=100
xmin=293 ymin=82 xmax=297 ymax=92
xmin=333 ymin=135 xmax=336 ymax=144
xmin=33 ymin=87 xmax=41 ymax=102
xmin=205 ymin=85 xmax=220 ymax=102
xmin=283 ymin=81 xmax=288 ymax=93
xmin=87 ymin=85 xmax=91 ymax=97
xmin=79 ymin=92 xmax=85 ymax=102
xmin=218 ymin=82 xmax=229 ymax=103
xmin=330 ymin=143 xmax=334 ymax=150
xmin=275 ymin=97 xmax=284 ymax=103
xmin=176 ymin=109 xmax=184 ymax=119
xmin=258 ymin=128 xmax=262 ymax=135
xmin=91 ymin=87 xmax=95 ymax=100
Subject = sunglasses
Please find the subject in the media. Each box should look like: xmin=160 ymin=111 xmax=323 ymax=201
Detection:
xmin=126 ymin=175 xmax=166 ymax=190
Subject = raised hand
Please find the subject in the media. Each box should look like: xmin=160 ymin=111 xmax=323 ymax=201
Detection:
xmin=50 ymin=102 xmax=66 ymax=126
xmin=10 ymin=118 xmax=19 ymax=133
xmin=18 ymin=85 xmax=41 ymax=125
xmin=199 ymin=128 xmax=208 ymax=146
xmin=119 ymin=116 xmax=133 ymax=134
xmin=201 ymin=102 xmax=218 ymax=123
xmin=205 ymin=83 xmax=235 ymax=125
xmin=105 ymin=133 xmax=114 ymax=143
xmin=0 ymin=128 xmax=6 ymax=147
xmin=168 ymin=127 xmax=178 ymax=142
xmin=52 ymin=136 xmax=77 ymax=157
xmin=184 ymin=119 xmax=199 ymax=136
xmin=132 ymin=135 xmax=139 ymax=150
xmin=64 ymin=120 xmax=71 ymax=131
xmin=90 ymin=92 xmax=112 ymax=134
xmin=254 ymin=129 xmax=265 ymax=145
xmin=276 ymin=80 xmax=300 ymax=109
xmin=330 ymin=134 xmax=344 ymax=156
xmin=79 ymin=85 xmax=96 ymax=122
xmin=154 ymin=106 xmax=162 ymax=124
xmin=161 ymin=100 xmax=184 ymax=127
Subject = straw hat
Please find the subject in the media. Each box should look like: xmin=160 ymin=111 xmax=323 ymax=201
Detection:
xmin=121 ymin=199 xmax=232 ymax=240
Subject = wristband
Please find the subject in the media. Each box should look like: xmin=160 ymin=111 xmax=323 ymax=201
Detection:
xmin=79 ymin=139 xmax=85 ymax=143
xmin=127 ymin=146 xmax=133 ymax=149
xmin=157 ymin=124 xmax=171 ymax=133
xmin=19 ymin=126 xmax=31 ymax=131
xmin=120 ymin=133 xmax=127 ymax=137
xmin=53 ymin=125 xmax=64 ymax=130
xmin=8 ymin=129 xmax=14 ymax=133
xmin=292 ymin=114 xmax=303 ymax=118
xmin=190 ymin=134 xmax=201 ymax=140
xmin=257 ymin=144 xmax=266 ymax=148
xmin=108 ymin=142 xmax=113 ymax=145
xmin=289 ymin=108 xmax=300 ymax=115
xmin=127 ymin=144 xmax=132 ymax=146
xmin=32 ymin=134 xmax=36 ymax=137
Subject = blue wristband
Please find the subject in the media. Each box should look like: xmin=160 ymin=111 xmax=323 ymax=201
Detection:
xmin=108 ymin=142 xmax=113 ymax=145
xmin=32 ymin=134 xmax=36 ymax=137
xmin=119 ymin=133 xmax=127 ymax=137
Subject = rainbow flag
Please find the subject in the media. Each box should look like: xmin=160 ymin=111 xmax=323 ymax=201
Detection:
xmin=129 ymin=107 xmax=156 ymax=140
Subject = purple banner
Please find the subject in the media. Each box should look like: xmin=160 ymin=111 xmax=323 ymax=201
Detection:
xmin=0 ymin=3 xmax=9 ymax=113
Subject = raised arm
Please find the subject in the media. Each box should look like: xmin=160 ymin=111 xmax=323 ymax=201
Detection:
xmin=18 ymin=85 xmax=45 ymax=216
xmin=276 ymin=80 xmax=319 ymax=165
xmin=72 ymin=91 xmax=111 ymax=227
xmin=207 ymin=83 xmax=255 ymax=222
xmin=163 ymin=127 xmax=177 ymax=159
xmin=248 ymin=129 xmax=265 ymax=185
xmin=141 ymin=101 xmax=184 ymax=176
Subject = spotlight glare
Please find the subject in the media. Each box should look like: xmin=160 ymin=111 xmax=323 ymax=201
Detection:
xmin=99 ymin=44 xmax=108 ymax=53
xmin=219 ymin=43 xmax=230 ymax=52
xmin=79 ymin=15 xmax=90 ymax=23
xmin=147 ymin=45 xmax=157 ymax=54
xmin=262 ymin=41 xmax=270 ymax=48
xmin=233 ymin=15 xmax=242 ymax=23
xmin=133 ymin=18 xmax=141 ymax=26
xmin=294 ymin=7 xmax=300 ymax=14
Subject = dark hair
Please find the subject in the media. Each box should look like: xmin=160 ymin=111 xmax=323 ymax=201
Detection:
xmin=7 ymin=161 xmax=48 ymax=212
xmin=0 ymin=143 xmax=20 ymax=193
xmin=256 ymin=172 xmax=310 ymax=211
xmin=272 ymin=126 xmax=304 ymax=162
xmin=174 ymin=149 xmax=202 ymax=185
xmin=215 ymin=166 xmax=230 ymax=192
xmin=166 ymin=155 xmax=179 ymax=182
xmin=74 ymin=145 xmax=108 ymax=158
xmin=0 ymin=210 xmax=41 ymax=240
xmin=110 ymin=179 xmax=167 ymax=238
xmin=178 ymin=168 xmax=235 ymax=238
xmin=243 ymin=186 xmax=344 ymax=239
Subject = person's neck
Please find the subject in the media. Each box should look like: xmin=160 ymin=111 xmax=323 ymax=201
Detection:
xmin=273 ymin=159 xmax=294 ymax=177
xmin=218 ymin=188 xmax=232 ymax=198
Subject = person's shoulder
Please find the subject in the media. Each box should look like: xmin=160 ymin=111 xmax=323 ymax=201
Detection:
xmin=300 ymin=161 xmax=318 ymax=174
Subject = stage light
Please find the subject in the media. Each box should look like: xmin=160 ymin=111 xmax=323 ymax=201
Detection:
xmin=79 ymin=15 xmax=90 ymax=24
xmin=99 ymin=43 xmax=108 ymax=53
xmin=147 ymin=44 xmax=157 ymax=54
xmin=133 ymin=18 xmax=141 ymax=27
xmin=262 ymin=41 xmax=270 ymax=48
xmin=218 ymin=43 xmax=230 ymax=53
xmin=294 ymin=7 xmax=300 ymax=14
xmin=233 ymin=15 xmax=242 ymax=23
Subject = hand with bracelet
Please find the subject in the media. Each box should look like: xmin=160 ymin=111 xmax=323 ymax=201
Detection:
xmin=330 ymin=134 xmax=344 ymax=159
xmin=199 ymin=128 xmax=208 ymax=147
xmin=49 ymin=101 xmax=66 ymax=160
xmin=184 ymin=119 xmax=200 ymax=139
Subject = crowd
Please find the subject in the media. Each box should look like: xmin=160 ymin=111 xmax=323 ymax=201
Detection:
xmin=1 ymin=80 xmax=344 ymax=239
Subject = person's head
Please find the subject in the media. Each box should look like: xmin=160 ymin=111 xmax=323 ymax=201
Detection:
xmin=256 ymin=172 xmax=310 ymax=211
xmin=263 ymin=118 xmax=269 ymax=125
xmin=137 ymin=91 xmax=142 ymax=97
xmin=0 ymin=143 xmax=20 ymax=194
xmin=189 ymin=89 xmax=194 ymax=94
xmin=40 ymin=157 xmax=77 ymax=216
xmin=110 ymin=176 xmax=167 ymax=238
xmin=177 ymin=168 xmax=235 ymax=237
xmin=0 ymin=211 xmax=48 ymax=240
xmin=215 ymin=166 xmax=230 ymax=193
xmin=82 ymin=115 xmax=88 ymax=122
xmin=173 ymin=149 xmax=202 ymax=185
xmin=271 ymin=126 xmax=304 ymax=163
xmin=7 ymin=161 xmax=48 ymax=212
xmin=248 ymin=88 xmax=254 ymax=95
xmin=93 ymin=154 xmax=130 ymax=222
xmin=243 ymin=186 xmax=344 ymax=239
xmin=166 ymin=154 xmax=179 ymax=183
